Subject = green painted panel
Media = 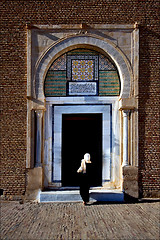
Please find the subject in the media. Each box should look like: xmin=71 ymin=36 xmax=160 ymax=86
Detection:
xmin=99 ymin=71 xmax=120 ymax=96
xmin=67 ymin=49 xmax=97 ymax=55
xmin=44 ymin=70 xmax=66 ymax=96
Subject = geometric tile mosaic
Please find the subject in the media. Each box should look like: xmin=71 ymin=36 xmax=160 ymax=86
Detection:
xmin=50 ymin=54 xmax=66 ymax=71
xmin=99 ymin=54 xmax=116 ymax=70
xmin=67 ymin=54 xmax=98 ymax=81
xmin=72 ymin=59 xmax=94 ymax=81
xmin=44 ymin=49 xmax=120 ymax=97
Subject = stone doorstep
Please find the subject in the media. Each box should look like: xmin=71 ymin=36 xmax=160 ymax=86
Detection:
xmin=40 ymin=189 xmax=124 ymax=203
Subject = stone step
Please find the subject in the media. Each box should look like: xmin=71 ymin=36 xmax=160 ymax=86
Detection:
xmin=40 ymin=189 xmax=124 ymax=203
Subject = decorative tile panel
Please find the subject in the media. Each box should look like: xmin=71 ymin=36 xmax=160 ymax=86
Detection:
xmin=44 ymin=49 xmax=120 ymax=97
xmin=50 ymin=54 xmax=66 ymax=70
xmin=68 ymin=82 xmax=97 ymax=95
xmin=72 ymin=60 xmax=94 ymax=81
xmin=99 ymin=71 xmax=120 ymax=96
xmin=67 ymin=49 xmax=97 ymax=55
xmin=99 ymin=55 xmax=116 ymax=70
xmin=67 ymin=55 xmax=98 ymax=81
xmin=45 ymin=71 xmax=66 ymax=96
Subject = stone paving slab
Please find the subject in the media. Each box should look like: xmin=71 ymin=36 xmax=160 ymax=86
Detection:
xmin=0 ymin=200 xmax=159 ymax=240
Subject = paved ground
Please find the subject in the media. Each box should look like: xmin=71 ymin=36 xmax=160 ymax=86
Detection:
xmin=0 ymin=200 xmax=159 ymax=240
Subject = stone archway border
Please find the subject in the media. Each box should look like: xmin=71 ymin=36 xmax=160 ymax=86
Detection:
xmin=34 ymin=34 xmax=133 ymax=100
xmin=26 ymin=24 xmax=139 ymax=176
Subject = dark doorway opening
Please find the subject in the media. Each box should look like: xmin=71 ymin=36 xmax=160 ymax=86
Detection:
xmin=62 ymin=113 xmax=102 ymax=187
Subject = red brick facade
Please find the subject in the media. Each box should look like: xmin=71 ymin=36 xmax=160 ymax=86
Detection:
xmin=0 ymin=0 xmax=159 ymax=199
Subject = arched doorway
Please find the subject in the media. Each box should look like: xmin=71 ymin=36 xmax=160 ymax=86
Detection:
xmin=26 ymin=25 xmax=139 ymax=201
xmin=44 ymin=48 xmax=119 ymax=188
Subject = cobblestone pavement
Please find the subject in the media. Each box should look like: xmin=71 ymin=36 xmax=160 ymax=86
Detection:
xmin=0 ymin=200 xmax=159 ymax=240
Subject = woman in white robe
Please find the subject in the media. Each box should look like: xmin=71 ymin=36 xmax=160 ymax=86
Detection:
xmin=77 ymin=153 xmax=92 ymax=205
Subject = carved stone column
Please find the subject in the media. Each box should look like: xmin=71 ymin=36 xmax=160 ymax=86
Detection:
xmin=35 ymin=110 xmax=43 ymax=167
xmin=122 ymin=110 xmax=130 ymax=166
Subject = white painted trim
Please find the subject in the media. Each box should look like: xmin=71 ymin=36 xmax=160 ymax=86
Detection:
xmin=53 ymin=105 xmax=111 ymax=186
xmin=46 ymin=96 xmax=119 ymax=105
xmin=43 ymin=96 xmax=121 ymax=188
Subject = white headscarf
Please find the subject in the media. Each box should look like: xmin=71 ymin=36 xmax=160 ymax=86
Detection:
xmin=77 ymin=153 xmax=91 ymax=173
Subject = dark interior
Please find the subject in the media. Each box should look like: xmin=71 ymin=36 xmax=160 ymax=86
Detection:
xmin=62 ymin=113 xmax=102 ymax=187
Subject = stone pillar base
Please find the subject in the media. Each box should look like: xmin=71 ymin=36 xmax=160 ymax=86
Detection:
xmin=25 ymin=167 xmax=43 ymax=201
xmin=123 ymin=166 xmax=139 ymax=201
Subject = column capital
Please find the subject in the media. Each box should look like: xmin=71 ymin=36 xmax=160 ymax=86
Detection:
xmin=35 ymin=109 xmax=43 ymax=118
xmin=122 ymin=109 xmax=130 ymax=117
xmin=119 ymin=98 xmax=137 ymax=111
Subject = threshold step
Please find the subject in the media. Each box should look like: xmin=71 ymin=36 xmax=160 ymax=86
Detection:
xmin=40 ymin=189 xmax=124 ymax=203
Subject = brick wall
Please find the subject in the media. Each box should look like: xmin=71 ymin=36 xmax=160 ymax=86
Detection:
xmin=0 ymin=0 xmax=159 ymax=198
